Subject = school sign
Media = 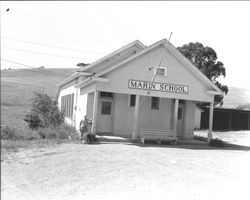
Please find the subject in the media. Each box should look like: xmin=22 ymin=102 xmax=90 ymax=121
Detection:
xmin=128 ymin=80 xmax=189 ymax=94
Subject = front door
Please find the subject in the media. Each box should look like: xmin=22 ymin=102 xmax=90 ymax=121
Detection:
xmin=98 ymin=100 xmax=113 ymax=133
xmin=177 ymin=104 xmax=184 ymax=137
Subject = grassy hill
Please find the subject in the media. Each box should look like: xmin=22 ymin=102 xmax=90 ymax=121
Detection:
xmin=1 ymin=68 xmax=76 ymax=128
xmin=222 ymin=87 xmax=250 ymax=108
xmin=1 ymin=68 xmax=250 ymax=129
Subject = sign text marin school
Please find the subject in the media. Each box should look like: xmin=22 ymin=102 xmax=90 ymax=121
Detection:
xmin=128 ymin=80 xmax=189 ymax=94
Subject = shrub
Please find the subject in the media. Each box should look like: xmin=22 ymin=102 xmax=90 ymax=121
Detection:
xmin=209 ymin=138 xmax=224 ymax=147
xmin=1 ymin=125 xmax=41 ymax=140
xmin=24 ymin=92 xmax=64 ymax=129
xmin=36 ymin=124 xmax=80 ymax=140
xmin=24 ymin=113 xmax=43 ymax=129
xmin=1 ymin=126 xmax=19 ymax=140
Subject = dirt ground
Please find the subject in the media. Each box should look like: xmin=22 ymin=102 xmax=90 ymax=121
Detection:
xmin=1 ymin=141 xmax=250 ymax=200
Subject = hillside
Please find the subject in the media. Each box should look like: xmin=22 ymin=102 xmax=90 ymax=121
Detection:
xmin=1 ymin=68 xmax=77 ymax=128
xmin=1 ymin=68 xmax=250 ymax=128
xmin=222 ymin=87 xmax=250 ymax=108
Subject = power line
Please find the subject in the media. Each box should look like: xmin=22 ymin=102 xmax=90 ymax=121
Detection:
xmin=2 ymin=35 xmax=105 ymax=54
xmin=3 ymin=46 xmax=89 ymax=60
xmin=1 ymin=58 xmax=37 ymax=68
xmin=1 ymin=58 xmax=74 ymax=77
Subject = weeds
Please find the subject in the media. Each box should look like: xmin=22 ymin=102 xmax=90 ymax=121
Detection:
xmin=1 ymin=124 xmax=78 ymax=140
xmin=1 ymin=125 xmax=41 ymax=140
xmin=1 ymin=123 xmax=80 ymax=151
xmin=209 ymin=138 xmax=224 ymax=147
xmin=194 ymin=135 xmax=225 ymax=147
xmin=36 ymin=124 xmax=79 ymax=140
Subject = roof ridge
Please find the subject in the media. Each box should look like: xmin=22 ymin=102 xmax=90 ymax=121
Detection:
xmin=78 ymin=40 xmax=146 ymax=72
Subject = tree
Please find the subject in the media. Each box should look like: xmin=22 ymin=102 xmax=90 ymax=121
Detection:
xmin=76 ymin=63 xmax=89 ymax=67
xmin=177 ymin=42 xmax=228 ymax=106
xmin=24 ymin=92 xmax=64 ymax=129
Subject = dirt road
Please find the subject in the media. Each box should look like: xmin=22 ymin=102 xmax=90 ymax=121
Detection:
xmin=1 ymin=142 xmax=250 ymax=200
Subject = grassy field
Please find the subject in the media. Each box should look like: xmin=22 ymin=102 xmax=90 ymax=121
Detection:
xmin=1 ymin=68 xmax=76 ymax=128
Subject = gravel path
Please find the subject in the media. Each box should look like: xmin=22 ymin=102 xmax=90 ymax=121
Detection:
xmin=1 ymin=142 xmax=250 ymax=200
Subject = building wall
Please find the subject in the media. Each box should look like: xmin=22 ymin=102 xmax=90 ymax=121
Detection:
xmin=75 ymin=93 xmax=87 ymax=131
xmin=183 ymin=101 xmax=195 ymax=139
xmin=58 ymin=84 xmax=91 ymax=131
xmin=194 ymin=107 xmax=202 ymax=129
xmin=138 ymin=96 xmax=172 ymax=133
xmin=104 ymin=93 xmax=173 ymax=137
xmin=86 ymin=92 xmax=94 ymax=120
xmin=112 ymin=94 xmax=134 ymax=136
xmin=201 ymin=109 xmax=250 ymax=130
xmin=58 ymin=85 xmax=77 ymax=127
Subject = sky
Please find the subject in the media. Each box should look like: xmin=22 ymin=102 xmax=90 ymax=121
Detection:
xmin=1 ymin=1 xmax=250 ymax=89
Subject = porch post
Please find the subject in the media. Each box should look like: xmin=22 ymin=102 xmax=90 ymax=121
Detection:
xmin=91 ymin=90 xmax=98 ymax=134
xmin=173 ymin=99 xmax=179 ymax=135
xmin=208 ymin=102 xmax=214 ymax=142
xmin=132 ymin=95 xmax=140 ymax=140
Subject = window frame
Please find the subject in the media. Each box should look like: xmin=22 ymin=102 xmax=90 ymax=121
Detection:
xmin=61 ymin=93 xmax=74 ymax=118
xmin=129 ymin=94 xmax=136 ymax=107
xmin=178 ymin=107 xmax=183 ymax=120
xmin=100 ymin=91 xmax=113 ymax=99
xmin=153 ymin=66 xmax=167 ymax=77
xmin=151 ymin=97 xmax=160 ymax=110
xmin=101 ymin=101 xmax=112 ymax=115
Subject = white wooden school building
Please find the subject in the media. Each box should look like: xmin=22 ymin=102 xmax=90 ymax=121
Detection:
xmin=56 ymin=39 xmax=222 ymax=141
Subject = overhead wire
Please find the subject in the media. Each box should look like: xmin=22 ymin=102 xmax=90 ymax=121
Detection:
xmin=1 ymin=35 xmax=106 ymax=54
xmin=1 ymin=58 xmax=37 ymax=69
xmin=2 ymin=46 xmax=89 ymax=60
xmin=1 ymin=58 xmax=76 ymax=77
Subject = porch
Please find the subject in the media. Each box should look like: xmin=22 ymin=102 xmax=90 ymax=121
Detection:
xmin=87 ymin=91 xmax=214 ymax=142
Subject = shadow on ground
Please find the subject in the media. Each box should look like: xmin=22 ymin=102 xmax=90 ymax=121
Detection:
xmin=92 ymin=134 xmax=250 ymax=151
xmin=125 ymin=141 xmax=250 ymax=151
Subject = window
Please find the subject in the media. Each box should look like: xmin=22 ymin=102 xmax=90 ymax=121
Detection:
xmin=101 ymin=101 xmax=112 ymax=115
xmin=151 ymin=97 xmax=160 ymax=110
xmin=154 ymin=66 xmax=167 ymax=76
xmin=129 ymin=95 xmax=136 ymax=107
xmin=61 ymin=93 xmax=74 ymax=118
xmin=178 ymin=107 xmax=183 ymax=120
xmin=100 ymin=92 xmax=113 ymax=98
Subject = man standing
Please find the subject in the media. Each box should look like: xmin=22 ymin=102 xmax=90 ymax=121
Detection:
xmin=79 ymin=116 xmax=88 ymax=143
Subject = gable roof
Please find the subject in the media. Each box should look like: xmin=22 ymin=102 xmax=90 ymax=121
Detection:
xmin=58 ymin=39 xmax=222 ymax=95
xmin=91 ymin=39 xmax=222 ymax=93
xmin=78 ymin=40 xmax=146 ymax=72
xmin=57 ymin=40 xmax=146 ymax=88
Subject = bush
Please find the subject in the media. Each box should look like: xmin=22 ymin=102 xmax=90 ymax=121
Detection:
xmin=24 ymin=92 xmax=64 ymax=129
xmin=24 ymin=113 xmax=43 ymax=129
xmin=1 ymin=125 xmax=41 ymax=140
xmin=1 ymin=126 xmax=19 ymax=140
xmin=209 ymin=138 xmax=224 ymax=147
xmin=36 ymin=124 xmax=80 ymax=140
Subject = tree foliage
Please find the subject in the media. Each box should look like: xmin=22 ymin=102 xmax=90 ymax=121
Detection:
xmin=24 ymin=92 xmax=64 ymax=129
xmin=177 ymin=42 xmax=228 ymax=106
